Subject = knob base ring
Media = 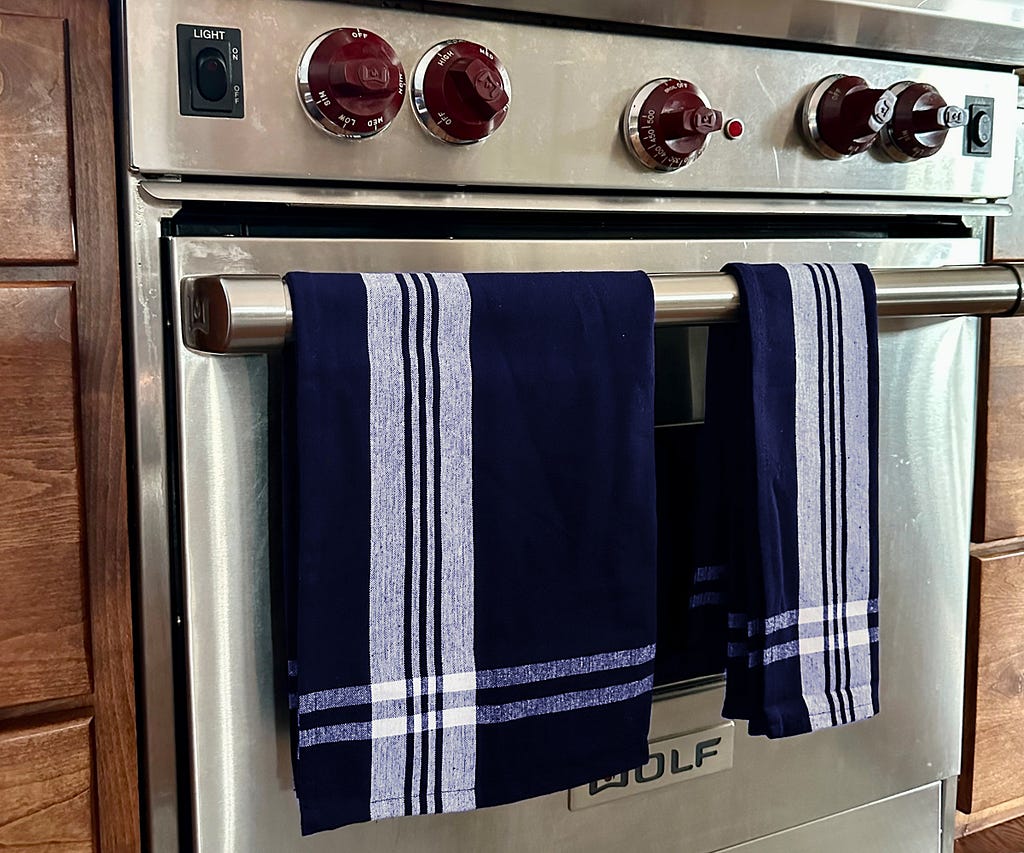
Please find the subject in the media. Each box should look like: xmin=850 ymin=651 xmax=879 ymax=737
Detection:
xmin=296 ymin=29 xmax=406 ymax=140
xmin=802 ymin=74 xmax=854 ymax=160
xmin=411 ymin=40 xmax=512 ymax=146
xmin=622 ymin=78 xmax=714 ymax=172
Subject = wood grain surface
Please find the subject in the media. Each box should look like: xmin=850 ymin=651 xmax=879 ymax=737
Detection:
xmin=0 ymin=13 xmax=75 ymax=263
xmin=57 ymin=1 xmax=140 ymax=845
xmin=973 ymin=317 xmax=1024 ymax=542
xmin=0 ymin=283 xmax=90 ymax=709
xmin=959 ymin=540 xmax=1024 ymax=814
xmin=959 ymin=793 xmax=1024 ymax=839
xmin=0 ymin=0 xmax=140 ymax=847
xmin=0 ymin=714 xmax=94 ymax=852
xmin=957 ymin=814 xmax=1024 ymax=853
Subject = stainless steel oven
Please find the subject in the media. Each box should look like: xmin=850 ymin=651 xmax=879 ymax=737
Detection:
xmin=118 ymin=1 xmax=1024 ymax=850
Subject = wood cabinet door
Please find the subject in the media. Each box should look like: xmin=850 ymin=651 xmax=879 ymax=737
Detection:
xmin=0 ymin=283 xmax=90 ymax=708
xmin=960 ymin=541 xmax=1024 ymax=816
xmin=0 ymin=13 xmax=75 ymax=263
xmin=0 ymin=714 xmax=94 ymax=851
xmin=973 ymin=317 xmax=1024 ymax=542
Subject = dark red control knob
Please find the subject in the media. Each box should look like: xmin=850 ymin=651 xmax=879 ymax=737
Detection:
xmin=879 ymin=82 xmax=966 ymax=161
xmin=623 ymin=79 xmax=726 ymax=171
xmin=802 ymin=74 xmax=897 ymax=159
xmin=412 ymin=40 xmax=511 ymax=144
xmin=297 ymin=28 xmax=406 ymax=138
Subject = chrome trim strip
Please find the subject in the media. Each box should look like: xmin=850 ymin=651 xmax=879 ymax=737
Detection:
xmin=138 ymin=181 xmax=1012 ymax=217
xmin=123 ymin=175 xmax=182 ymax=852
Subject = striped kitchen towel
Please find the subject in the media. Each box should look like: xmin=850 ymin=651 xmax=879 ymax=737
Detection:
xmin=690 ymin=262 xmax=880 ymax=738
xmin=281 ymin=270 xmax=657 ymax=834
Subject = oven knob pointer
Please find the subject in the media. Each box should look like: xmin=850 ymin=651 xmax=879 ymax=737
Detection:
xmin=802 ymin=74 xmax=896 ymax=159
xmin=623 ymin=79 xmax=729 ymax=171
xmin=877 ymin=82 xmax=966 ymax=161
xmin=412 ymin=40 xmax=511 ymax=144
xmin=296 ymin=28 xmax=406 ymax=139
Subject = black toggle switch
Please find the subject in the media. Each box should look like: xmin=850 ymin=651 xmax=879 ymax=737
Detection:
xmin=970 ymin=110 xmax=993 ymax=147
xmin=196 ymin=47 xmax=228 ymax=102
xmin=963 ymin=95 xmax=994 ymax=157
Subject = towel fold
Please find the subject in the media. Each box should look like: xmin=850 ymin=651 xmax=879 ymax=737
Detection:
xmin=690 ymin=262 xmax=880 ymax=738
xmin=282 ymin=270 xmax=657 ymax=834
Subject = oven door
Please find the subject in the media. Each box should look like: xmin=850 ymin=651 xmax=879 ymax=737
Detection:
xmin=165 ymin=233 xmax=979 ymax=852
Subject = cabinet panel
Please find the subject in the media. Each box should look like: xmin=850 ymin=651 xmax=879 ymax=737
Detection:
xmin=0 ymin=714 xmax=94 ymax=852
xmin=0 ymin=284 xmax=90 ymax=708
xmin=959 ymin=542 xmax=1024 ymax=814
xmin=973 ymin=317 xmax=1024 ymax=543
xmin=0 ymin=13 xmax=75 ymax=263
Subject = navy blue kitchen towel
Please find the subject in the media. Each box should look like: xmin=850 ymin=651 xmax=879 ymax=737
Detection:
xmin=281 ymin=270 xmax=657 ymax=834
xmin=690 ymin=263 xmax=880 ymax=738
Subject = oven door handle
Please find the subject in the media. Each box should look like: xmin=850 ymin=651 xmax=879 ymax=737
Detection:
xmin=181 ymin=264 xmax=1024 ymax=354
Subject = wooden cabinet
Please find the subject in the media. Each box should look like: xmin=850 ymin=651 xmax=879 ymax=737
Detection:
xmin=0 ymin=14 xmax=75 ymax=263
xmin=973 ymin=317 xmax=1024 ymax=543
xmin=958 ymin=100 xmax=1024 ymax=838
xmin=0 ymin=716 xmax=95 ymax=852
xmin=959 ymin=542 xmax=1024 ymax=828
xmin=0 ymin=1 xmax=138 ymax=850
xmin=960 ymin=171 xmax=1024 ymax=836
xmin=0 ymin=284 xmax=91 ymax=708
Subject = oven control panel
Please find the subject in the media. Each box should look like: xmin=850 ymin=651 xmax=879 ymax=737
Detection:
xmin=136 ymin=0 xmax=1017 ymax=198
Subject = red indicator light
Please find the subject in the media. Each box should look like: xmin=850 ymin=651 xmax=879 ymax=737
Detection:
xmin=724 ymin=118 xmax=744 ymax=139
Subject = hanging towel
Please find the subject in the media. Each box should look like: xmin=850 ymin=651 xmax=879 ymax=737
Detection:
xmin=282 ymin=270 xmax=657 ymax=835
xmin=690 ymin=262 xmax=880 ymax=738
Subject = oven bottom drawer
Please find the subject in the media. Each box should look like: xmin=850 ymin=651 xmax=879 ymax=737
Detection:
xmin=722 ymin=782 xmax=942 ymax=853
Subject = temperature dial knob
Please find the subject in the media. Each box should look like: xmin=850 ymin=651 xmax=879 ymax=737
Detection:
xmin=802 ymin=74 xmax=897 ymax=159
xmin=623 ymin=79 xmax=726 ymax=171
xmin=297 ymin=28 xmax=406 ymax=138
xmin=878 ymin=82 xmax=966 ymax=161
xmin=412 ymin=40 xmax=511 ymax=144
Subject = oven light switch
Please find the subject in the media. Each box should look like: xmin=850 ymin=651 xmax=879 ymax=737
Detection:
xmin=196 ymin=48 xmax=229 ymax=102
xmin=177 ymin=24 xmax=244 ymax=118
xmin=963 ymin=95 xmax=994 ymax=157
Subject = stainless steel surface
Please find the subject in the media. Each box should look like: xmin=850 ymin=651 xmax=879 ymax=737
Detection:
xmin=138 ymin=181 xmax=1014 ymax=217
xmin=180 ymin=263 xmax=1022 ymax=353
xmin=123 ymin=176 xmax=182 ymax=852
xmin=167 ymin=233 xmax=978 ymax=852
xmin=568 ymin=722 xmax=736 ymax=810
xmin=437 ymin=0 xmax=1024 ymax=69
xmin=989 ymin=108 xmax=1024 ymax=262
xmin=124 ymin=1 xmax=1017 ymax=197
xmin=941 ymin=776 xmax=958 ymax=852
xmin=718 ymin=783 xmax=943 ymax=853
